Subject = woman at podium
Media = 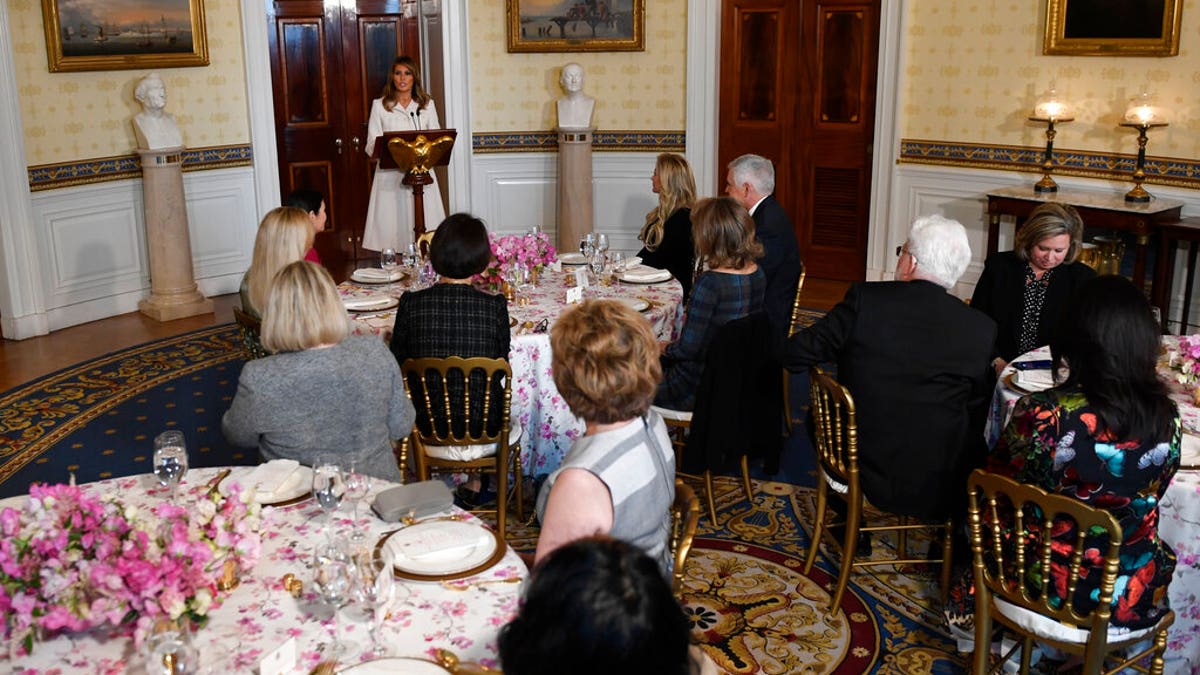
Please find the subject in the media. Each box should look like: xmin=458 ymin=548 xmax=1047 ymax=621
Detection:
xmin=364 ymin=56 xmax=447 ymax=253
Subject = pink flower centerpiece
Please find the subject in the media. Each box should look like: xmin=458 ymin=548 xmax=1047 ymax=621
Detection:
xmin=0 ymin=482 xmax=261 ymax=656
xmin=475 ymin=231 xmax=557 ymax=290
xmin=1166 ymin=335 xmax=1200 ymax=404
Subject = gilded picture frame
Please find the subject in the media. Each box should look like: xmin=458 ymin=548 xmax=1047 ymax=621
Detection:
xmin=41 ymin=0 xmax=209 ymax=73
xmin=507 ymin=0 xmax=645 ymax=53
xmin=1044 ymin=0 xmax=1182 ymax=56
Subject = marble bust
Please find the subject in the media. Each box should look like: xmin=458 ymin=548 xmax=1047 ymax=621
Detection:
xmin=133 ymin=73 xmax=183 ymax=150
xmin=556 ymin=62 xmax=595 ymax=130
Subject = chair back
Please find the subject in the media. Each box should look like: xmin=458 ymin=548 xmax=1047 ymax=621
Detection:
xmin=401 ymin=356 xmax=512 ymax=449
xmin=669 ymin=478 xmax=702 ymax=594
xmin=787 ymin=262 xmax=808 ymax=338
xmin=232 ymin=307 xmax=269 ymax=360
xmin=966 ymin=469 xmax=1124 ymax=637
xmin=807 ymin=366 xmax=858 ymax=491
xmin=417 ymin=230 xmax=436 ymax=258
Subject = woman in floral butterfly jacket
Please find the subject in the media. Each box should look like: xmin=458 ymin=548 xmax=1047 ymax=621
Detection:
xmin=946 ymin=275 xmax=1179 ymax=636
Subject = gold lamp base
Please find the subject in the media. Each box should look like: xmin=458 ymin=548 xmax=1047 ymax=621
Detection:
xmin=1034 ymin=173 xmax=1059 ymax=193
xmin=1125 ymin=183 xmax=1153 ymax=203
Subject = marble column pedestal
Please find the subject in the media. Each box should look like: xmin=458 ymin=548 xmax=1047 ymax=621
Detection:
xmin=557 ymin=127 xmax=595 ymax=253
xmin=137 ymin=147 xmax=213 ymax=321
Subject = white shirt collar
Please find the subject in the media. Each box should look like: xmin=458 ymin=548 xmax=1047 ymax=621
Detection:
xmin=748 ymin=194 xmax=768 ymax=216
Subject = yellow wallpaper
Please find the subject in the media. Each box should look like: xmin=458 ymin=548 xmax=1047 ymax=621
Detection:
xmin=10 ymin=0 xmax=250 ymax=166
xmin=467 ymin=0 xmax=687 ymax=132
xmin=901 ymin=0 xmax=1200 ymax=160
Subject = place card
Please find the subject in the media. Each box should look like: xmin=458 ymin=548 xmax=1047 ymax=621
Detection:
xmin=257 ymin=636 xmax=296 ymax=675
xmin=566 ymin=286 xmax=583 ymax=304
xmin=573 ymin=267 xmax=589 ymax=289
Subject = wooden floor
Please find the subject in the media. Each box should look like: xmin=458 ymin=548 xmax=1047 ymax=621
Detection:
xmin=0 ymin=280 xmax=851 ymax=393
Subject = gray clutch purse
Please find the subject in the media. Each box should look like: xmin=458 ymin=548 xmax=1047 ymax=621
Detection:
xmin=371 ymin=480 xmax=454 ymax=522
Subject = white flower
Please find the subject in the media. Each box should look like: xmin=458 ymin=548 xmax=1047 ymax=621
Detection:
xmin=192 ymin=588 xmax=213 ymax=616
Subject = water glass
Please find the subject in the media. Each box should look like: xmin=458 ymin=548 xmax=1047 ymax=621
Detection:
xmin=312 ymin=458 xmax=345 ymax=532
xmin=380 ymin=248 xmax=398 ymax=276
xmin=344 ymin=462 xmax=369 ymax=541
xmin=313 ymin=537 xmax=356 ymax=658
xmin=417 ymin=261 xmax=437 ymax=288
xmin=153 ymin=430 xmax=188 ymax=501
xmin=355 ymin=547 xmax=395 ymax=656
xmin=145 ymin=619 xmax=199 ymax=675
xmin=597 ymin=233 xmax=610 ymax=257
xmin=404 ymin=243 xmax=420 ymax=269
xmin=580 ymin=232 xmax=596 ymax=259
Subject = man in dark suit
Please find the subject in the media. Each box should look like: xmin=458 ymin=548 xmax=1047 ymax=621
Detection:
xmin=725 ymin=154 xmax=802 ymax=340
xmin=784 ymin=215 xmax=996 ymax=522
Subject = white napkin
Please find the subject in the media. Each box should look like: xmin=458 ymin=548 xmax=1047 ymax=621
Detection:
xmin=243 ymin=459 xmax=301 ymax=501
xmin=1015 ymin=369 xmax=1055 ymax=391
xmin=558 ymin=252 xmax=588 ymax=265
xmin=343 ymin=295 xmax=394 ymax=311
xmin=1182 ymin=434 xmax=1200 ymax=467
xmin=621 ymin=265 xmax=671 ymax=283
xmin=626 ymin=256 xmax=643 ymax=267
xmin=394 ymin=523 xmax=492 ymax=560
xmin=352 ymin=268 xmax=404 ymax=282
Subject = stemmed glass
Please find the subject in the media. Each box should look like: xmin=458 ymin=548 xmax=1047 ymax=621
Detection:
xmin=343 ymin=461 xmax=369 ymax=542
xmin=580 ymin=232 xmax=596 ymax=260
xmin=596 ymin=233 xmax=610 ymax=260
xmin=380 ymin=248 xmax=398 ymax=286
xmin=144 ymin=618 xmax=199 ymax=674
xmin=355 ymin=546 xmax=395 ymax=657
xmin=610 ymin=252 xmax=626 ymax=283
xmin=312 ymin=457 xmax=346 ymax=534
xmin=153 ymin=430 xmax=188 ymax=502
xmin=403 ymin=243 xmax=420 ymax=271
xmin=313 ymin=537 xmax=356 ymax=658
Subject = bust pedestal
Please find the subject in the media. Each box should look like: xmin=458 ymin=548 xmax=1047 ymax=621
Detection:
xmin=137 ymin=147 xmax=213 ymax=321
xmin=556 ymin=127 xmax=595 ymax=253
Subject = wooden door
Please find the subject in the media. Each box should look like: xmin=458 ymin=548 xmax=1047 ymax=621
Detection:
xmin=720 ymin=0 xmax=879 ymax=281
xmin=267 ymin=0 xmax=418 ymax=279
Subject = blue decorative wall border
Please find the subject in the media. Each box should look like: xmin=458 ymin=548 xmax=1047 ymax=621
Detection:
xmin=899 ymin=139 xmax=1200 ymax=190
xmin=472 ymin=130 xmax=685 ymax=153
xmin=28 ymin=144 xmax=254 ymax=192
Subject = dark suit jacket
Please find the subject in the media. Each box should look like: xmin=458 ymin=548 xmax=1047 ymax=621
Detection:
xmin=751 ymin=195 xmax=802 ymax=339
xmin=969 ymin=252 xmax=1095 ymax=362
xmin=785 ymin=280 xmax=997 ymax=520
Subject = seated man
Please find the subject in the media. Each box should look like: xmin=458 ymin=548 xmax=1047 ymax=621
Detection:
xmin=784 ymin=215 xmax=996 ymax=522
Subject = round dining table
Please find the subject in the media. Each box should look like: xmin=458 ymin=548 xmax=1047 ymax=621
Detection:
xmin=7 ymin=466 xmax=526 ymax=674
xmin=337 ymin=264 xmax=685 ymax=478
xmin=987 ymin=339 xmax=1200 ymax=673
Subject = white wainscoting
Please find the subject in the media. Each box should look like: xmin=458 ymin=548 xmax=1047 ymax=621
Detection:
xmin=469 ymin=152 xmax=658 ymax=253
xmin=884 ymin=164 xmax=1200 ymax=329
xmin=27 ymin=167 xmax=257 ymax=332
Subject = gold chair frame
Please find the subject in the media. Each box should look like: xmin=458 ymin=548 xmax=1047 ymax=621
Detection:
xmin=966 ymin=469 xmax=1174 ymax=675
xmin=657 ymin=413 xmax=752 ymax=525
xmin=669 ymin=477 xmax=702 ymax=595
xmin=401 ymin=356 xmax=523 ymax=540
xmin=417 ymin=230 xmax=436 ymax=258
xmin=806 ymin=366 xmax=953 ymax=611
xmin=783 ymin=264 xmax=808 ymax=435
xmin=232 ymin=307 xmax=269 ymax=360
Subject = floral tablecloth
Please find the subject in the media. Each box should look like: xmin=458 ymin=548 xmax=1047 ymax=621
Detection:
xmin=338 ymin=268 xmax=684 ymax=477
xmin=986 ymin=341 xmax=1200 ymax=673
xmin=8 ymin=467 xmax=527 ymax=674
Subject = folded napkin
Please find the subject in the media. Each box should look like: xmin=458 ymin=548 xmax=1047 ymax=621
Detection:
xmin=243 ymin=459 xmax=301 ymax=501
xmin=343 ymin=295 xmax=394 ymax=311
xmin=352 ymin=267 xmax=404 ymax=282
xmin=626 ymin=256 xmax=643 ymax=267
xmin=1015 ymin=369 xmax=1055 ymax=391
xmin=621 ymin=265 xmax=672 ymax=283
xmin=393 ymin=523 xmax=492 ymax=560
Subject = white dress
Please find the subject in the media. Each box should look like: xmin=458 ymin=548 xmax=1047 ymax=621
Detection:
xmin=363 ymin=98 xmax=447 ymax=252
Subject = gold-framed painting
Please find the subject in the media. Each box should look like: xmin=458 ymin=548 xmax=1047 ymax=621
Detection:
xmin=507 ymin=0 xmax=644 ymax=53
xmin=41 ymin=0 xmax=209 ymax=73
xmin=1044 ymin=0 xmax=1182 ymax=56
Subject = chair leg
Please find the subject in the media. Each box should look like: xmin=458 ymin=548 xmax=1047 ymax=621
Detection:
xmin=1018 ymin=636 xmax=1033 ymax=675
xmin=1149 ymin=625 xmax=1168 ymax=675
xmin=513 ymin=445 xmax=524 ymax=522
xmin=496 ymin=453 xmax=509 ymax=541
xmin=739 ymin=454 xmax=753 ymax=504
xmin=397 ymin=438 xmax=409 ymax=484
xmin=703 ymin=470 xmax=718 ymax=525
xmin=829 ymin=495 xmax=860 ymax=612
xmin=940 ymin=520 xmax=954 ymax=604
xmin=782 ymin=370 xmax=793 ymax=436
xmin=972 ymin=604 xmax=993 ymax=675
xmin=804 ymin=472 xmax=828 ymax=575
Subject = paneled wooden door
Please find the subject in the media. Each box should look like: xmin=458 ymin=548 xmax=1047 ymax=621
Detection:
xmin=719 ymin=0 xmax=879 ymax=281
xmin=267 ymin=0 xmax=419 ymax=278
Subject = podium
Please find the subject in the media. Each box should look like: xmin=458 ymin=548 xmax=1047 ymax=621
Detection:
xmin=372 ymin=129 xmax=456 ymax=243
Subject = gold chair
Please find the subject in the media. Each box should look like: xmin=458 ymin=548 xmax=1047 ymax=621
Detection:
xmin=669 ymin=478 xmax=702 ymax=594
xmin=401 ymin=356 xmax=523 ymax=540
xmin=651 ymin=411 xmax=753 ymax=526
xmin=966 ymin=469 xmax=1174 ymax=675
xmin=232 ymin=307 xmax=269 ymax=360
xmin=805 ymin=366 xmax=954 ymax=611
xmin=783 ymin=264 xmax=808 ymax=435
xmin=417 ymin=230 xmax=436 ymax=258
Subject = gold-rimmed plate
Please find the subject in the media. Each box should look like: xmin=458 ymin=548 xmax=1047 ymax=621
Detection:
xmin=338 ymin=657 xmax=452 ymax=674
xmin=220 ymin=465 xmax=313 ymax=507
xmin=375 ymin=519 xmax=505 ymax=581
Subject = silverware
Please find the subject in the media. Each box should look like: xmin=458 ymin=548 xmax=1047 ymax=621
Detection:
xmin=401 ymin=513 xmax=463 ymax=526
xmin=439 ymin=576 xmax=522 ymax=592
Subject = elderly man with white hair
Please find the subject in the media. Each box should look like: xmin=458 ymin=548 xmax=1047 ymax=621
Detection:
xmin=785 ymin=214 xmax=996 ymax=524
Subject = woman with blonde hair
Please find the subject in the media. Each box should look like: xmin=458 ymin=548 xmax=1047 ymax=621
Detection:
xmin=239 ymin=206 xmax=313 ymax=317
xmin=655 ymin=196 xmax=765 ymax=410
xmin=636 ymin=153 xmax=697 ymax=298
xmin=223 ymin=261 xmax=415 ymax=481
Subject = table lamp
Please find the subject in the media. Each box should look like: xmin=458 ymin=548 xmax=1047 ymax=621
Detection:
xmin=1119 ymin=91 xmax=1168 ymax=203
xmin=1028 ymin=88 xmax=1073 ymax=193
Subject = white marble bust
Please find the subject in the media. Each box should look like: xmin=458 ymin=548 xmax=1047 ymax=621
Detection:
xmin=133 ymin=73 xmax=183 ymax=150
xmin=556 ymin=62 xmax=595 ymax=130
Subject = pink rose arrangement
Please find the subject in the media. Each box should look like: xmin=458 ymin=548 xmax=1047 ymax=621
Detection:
xmin=0 ymin=482 xmax=261 ymax=656
xmin=1168 ymin=335 xmax=1200 ymax=387
xmin=475 ymin=231 xmax=557 ymax=289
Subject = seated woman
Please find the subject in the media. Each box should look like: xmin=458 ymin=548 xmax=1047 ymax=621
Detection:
xmin=389 ymin=214 xmax=510 ymax=500
xmin=223 ymin=261 xmax=415 ymax=481
xmin=284 ymin=188 xmax=328 ymax=265
xmin=655 ymin=196 xmax=765 ymax=411
xmin=499 ymin=536 xmax=716 ymax=675
xmin=239 ymin=206 xmax=313 ymax=317
xmin=945 ymin=275 xmax=1179 ymax=640
xmin=636 ymin=153 xmax=697 ymax=300
xmin=536 ymin=299 xmax=675 ymax=575
xmin=970 ymin=202 xmax=1096 ymax=373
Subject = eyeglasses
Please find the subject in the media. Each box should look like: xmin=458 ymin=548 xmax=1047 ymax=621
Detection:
xmin=895 ymin=245 xmax=917 ymax=265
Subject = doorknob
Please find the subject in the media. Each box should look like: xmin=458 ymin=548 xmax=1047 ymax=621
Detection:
xmin=335 ymin=138 xmax=343 ymax=154
xmin=351 ymin=136 xmax=360 ymax=153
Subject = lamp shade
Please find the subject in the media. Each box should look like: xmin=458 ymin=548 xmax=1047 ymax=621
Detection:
xmin=1032 ymin=90 xmax=1070 ymax=120
xmin=1123 ymin=91 xmax=1167 ymax=125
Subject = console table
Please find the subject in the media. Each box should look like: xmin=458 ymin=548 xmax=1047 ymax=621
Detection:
xmin=986 ymin=185 xmax=1184 ymax=316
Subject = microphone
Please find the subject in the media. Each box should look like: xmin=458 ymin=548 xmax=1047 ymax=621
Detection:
xmin=410 ymin=111 xmax=419 ymax=129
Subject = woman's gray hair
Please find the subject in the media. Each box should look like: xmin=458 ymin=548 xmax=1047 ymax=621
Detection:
xmin=727 ymin=154 xmax=775 ymax=195
xmin=906 ymin=215 xmax=971 ymax=290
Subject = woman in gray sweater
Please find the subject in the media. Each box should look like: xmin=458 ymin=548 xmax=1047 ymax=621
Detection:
xmin=223 ymin=261 xmax=415 ymax=481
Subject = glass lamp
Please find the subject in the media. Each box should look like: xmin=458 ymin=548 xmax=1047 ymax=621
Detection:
xmin=1119 ymin=91 xmax=1168 ymax=203
xmin=1027 ymin=88 xmax=1073 ymax=193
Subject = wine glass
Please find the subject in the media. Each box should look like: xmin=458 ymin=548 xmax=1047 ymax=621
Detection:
xmin=404 ymin=243 xmax=420 ymax=270
xmin=153 ymin=430 xmax=188 ymax=501
xmin=145 ymin=618 xmax=199 ymax=675
xmin=596 ymin=233 xmax=610 ymax=259
xmin=579 ymin=232 xmax=596 ymax=259
xmin=380 ymin=248 xmax=398 ymax=284
xmin=610 ymin=252 xmax=626 ymax=284
xmin=355 ymin=546 xmax=395 ymax=656
xmin=313 ymin=537 xmax=356 ymax=658
xmin=344 ymin=462 xmax=369 ymax=541
xmin=312 ymin=457 xmax=346 ymax=534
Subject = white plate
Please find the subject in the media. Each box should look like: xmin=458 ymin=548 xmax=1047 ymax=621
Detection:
xmin=617 ymin=297 xmax=650 ymax=312
xmin=344 ymin=296 xmax=399 ymax=312
xmin=385 ymin=520 xmax=498 ymax=576
xmin=351 ymin=268 xmax=405 ymax=284
xmin=339 ymin=658 xmax=450 ymax=674
xmin=558 ymin=252 xmax=588 ymax=265
xmin=221 ymin=465 xmax=313 ymax=505
xmin=618 ymin=269 xmax=672 ymax=284
xmin=0 ymin=494 xmax=27 ymax=511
